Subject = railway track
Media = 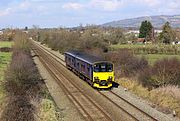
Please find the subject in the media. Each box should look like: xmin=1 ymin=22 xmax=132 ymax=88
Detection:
xmin=99 ymin=91 xmax=157 ymax=121
xmin=32 ymin=41 xmax=163 ymax=121
xmin=32 ymin=43 xmax=113 ymax=121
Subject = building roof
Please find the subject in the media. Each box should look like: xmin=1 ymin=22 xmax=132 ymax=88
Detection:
xmin=136 ymin=38 xmax=145 ymax=42
xmin=64 ymin=50 xmax=106 ymax=65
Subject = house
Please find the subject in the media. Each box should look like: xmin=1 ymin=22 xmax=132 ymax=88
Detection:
xmin=126 ymin=30 xmax=139 ymax=37
xmin=136 ymin=38 xmax=145 ymax=44
xmin=154 ymin=30 xmax=162 ymax=34
xmin=0 ymin=30 xmax=3 ymax=35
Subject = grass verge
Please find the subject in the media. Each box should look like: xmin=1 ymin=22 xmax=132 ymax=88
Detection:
xmin=116 ymin=78 xmax=180 ymax=118
xmin=0 ymin=44 xmax=12 ymax=117
xmin=36 ymin=82 xmax=62 ymax=121
xmin=0 ymin=41 xmax=14 ymax=48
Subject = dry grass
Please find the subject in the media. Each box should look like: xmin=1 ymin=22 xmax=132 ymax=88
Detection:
xmin=117 ymin=78 xmax=180 ymax=118
xmin=154 ymin=85 xmax=180 ymax=100
xmin=36 ymin=99 xmax=60 ymax=121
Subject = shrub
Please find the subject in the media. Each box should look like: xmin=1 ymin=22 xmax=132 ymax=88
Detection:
xmin=13 ymin=32 xmax=30 ymax=53
xmin=1 ymin=96 xmax=35 ymax=121
xmin=5 ymin=50 xmax=41 ymax=96
xmin=153 ymin=58 xmax=180 ymax=86
xmin=139 ymin=58 xmax=180 ymax=88
xmin=1 ymin=31 xmax=42 ymax=121
xmin=106 ymin=49 xmax=149 ymax=77
xmin=138 ymin=67 xmax=155 ymax=88
xmin=36 ymin=28 xmax=110 ymax=53
xmin=0 ymin=47 xmax=12 ymax=52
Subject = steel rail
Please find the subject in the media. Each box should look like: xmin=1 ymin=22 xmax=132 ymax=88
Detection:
xmin=32 ymin=41 xmax=158 ymax=121
xmin=32 ymin=43 xmax=113 ymax=121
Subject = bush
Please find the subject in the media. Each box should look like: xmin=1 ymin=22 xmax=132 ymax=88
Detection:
xmin=13 ymin=32 xmax=30 ymax=53
xmin=5 ymin=50 xmax=41 ymax=96
xmin=35 ymin=28 xmax=110 ymax=53
xmin=106 ymin=49 xmax=149 ymax=77
xmin=1 ymin=96 xmax=35 ymax=121
xmin=1 ymin=31 xmax=42 ymax=121
xmin=0 ymin=47 xmax=12 ymax=52
xmin=139 ymin=58 xmax=180 ymax=88
xmin=153 ymin=58 xmax=180 ymax=85
xmin=138 ymin=67 xmax=155 ymax=88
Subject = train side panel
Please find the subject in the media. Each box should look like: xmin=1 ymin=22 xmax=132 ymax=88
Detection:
xmin=75 ymin=58 xmax=93 ymax=80
xmin=65 ymin=53 xmax=76 ymax=69
xmin=65 ymin=53 xmax=93 ymax=81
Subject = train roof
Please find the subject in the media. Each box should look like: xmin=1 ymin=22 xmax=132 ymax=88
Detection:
xmin=64 ymin=50 xmax=107 ymax=65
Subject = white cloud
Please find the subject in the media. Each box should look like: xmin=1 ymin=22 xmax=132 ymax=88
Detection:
xmin=132 ymin=0 xmax=160 ymax=7
xmin=168 ymin=0 xmax=180 ymax=9
xmin=90 ymin=0 xmax=123 ymax=11
xmin=19 ymin=1 xmax=31 ymax=9
xmin=62 ymin=2 xmax=83 ymax=10
xmin=0 ymin=1 xmax=31 ymax=17
xmin=0 ymin=7 xmax=12 ymax=16
xmin=142 ymin=0 xmax=160 ymax=6
xmin=0 ymin=0 xmax=49 ymax=17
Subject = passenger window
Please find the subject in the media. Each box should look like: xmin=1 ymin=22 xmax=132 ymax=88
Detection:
xmin=87 ymin=67 xmax=90 ymax=72
xmin=77 ymin=63 xmax=79 ymax=68
xmin=81 ymin=64 xmax=85 ymax=72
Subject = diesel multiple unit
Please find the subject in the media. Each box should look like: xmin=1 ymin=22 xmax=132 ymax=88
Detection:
xmin=64 ymin=51 xmax=114 ymax=88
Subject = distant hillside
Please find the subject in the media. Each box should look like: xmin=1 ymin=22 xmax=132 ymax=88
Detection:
xmin=102 ymin=15 xmax=180 ymax=28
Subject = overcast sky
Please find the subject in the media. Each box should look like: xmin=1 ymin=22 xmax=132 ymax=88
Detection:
xmin=0 ymin=0 xmax=180 ymax=28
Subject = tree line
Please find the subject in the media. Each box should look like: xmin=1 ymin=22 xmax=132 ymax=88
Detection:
xmin=139 ymin=21 xmax=177 ymax=44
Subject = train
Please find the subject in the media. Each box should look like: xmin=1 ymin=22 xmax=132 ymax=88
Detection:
xmin=64 ymin=51 xmax=114 ymax=89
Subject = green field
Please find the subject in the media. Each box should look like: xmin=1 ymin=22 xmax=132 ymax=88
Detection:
xmin=110 ymin=44 xmax=180 ymax=65
xmin=110 ymin=44 xmax=180 ymax=49
xmin=110 ymin=44 xmax=149 ymax=49
xmin=0 ymin=41 xmax=14 ymax=48
xmin=0 ymin=42 xmax=13 ymax=107
xmin=0 ymin=52 xmax=12 ymax=80
xmin=137 ymin=54 xmax=180 ymax=65
xmin=0 ymin=41 xmax=13 ymax=80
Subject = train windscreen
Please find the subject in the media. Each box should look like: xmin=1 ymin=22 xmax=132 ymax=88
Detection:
xmin=93 ymin=62 xmax=113 ymax=72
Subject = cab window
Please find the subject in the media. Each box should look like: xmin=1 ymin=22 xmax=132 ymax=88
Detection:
xmin=107 ymin=64 xmax=113 ymax=72
xmin=93 ymin=63 xmax=113 ymax=72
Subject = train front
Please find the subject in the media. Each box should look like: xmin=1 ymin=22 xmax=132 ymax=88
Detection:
xmin=93 ymin=62 xmax=114 ymax=88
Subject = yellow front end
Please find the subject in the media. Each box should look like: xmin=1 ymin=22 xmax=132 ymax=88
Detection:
xmin=93 ymin=71 xmax=114 ymax=88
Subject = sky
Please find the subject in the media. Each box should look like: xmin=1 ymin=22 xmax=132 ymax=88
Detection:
xmin=0 ymin=0 xmax=180 ymax=28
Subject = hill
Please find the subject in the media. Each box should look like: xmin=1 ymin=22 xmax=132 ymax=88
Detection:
xmin=102 ymin=15 xmax=180 ymax=29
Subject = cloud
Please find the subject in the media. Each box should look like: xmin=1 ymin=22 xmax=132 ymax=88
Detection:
xmin=0 ymin=7 xmax=12 ymax=16
xmin=0 ymin=1 xmax=31 ymax=16
xmin=131 ymin=0 xmax=160 ymax=7
xmin=0 ymin=0 xmax=180 ymax=28
xmin=90 ymin=0 xmax=123 ymax=11
xmin=19 ymin=1 xmax=31 ymax=9
xmin=168 ymin=0 xmax=180 ymax=9
xmin=141 ymin=0 xmax=160 ymax=6
xmin=0 ymin=0 xmax=49 ymax=17
xmin=62 ymin=2 xmax=83 ymax=10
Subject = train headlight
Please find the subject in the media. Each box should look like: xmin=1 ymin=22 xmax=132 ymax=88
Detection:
xmin=94 ymin=77 xmax=99 ymax=83
xmin=108 ymin=76 xmax=113 ymax=82
xmin=94 ymin=76 xmax=99 ymax=80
